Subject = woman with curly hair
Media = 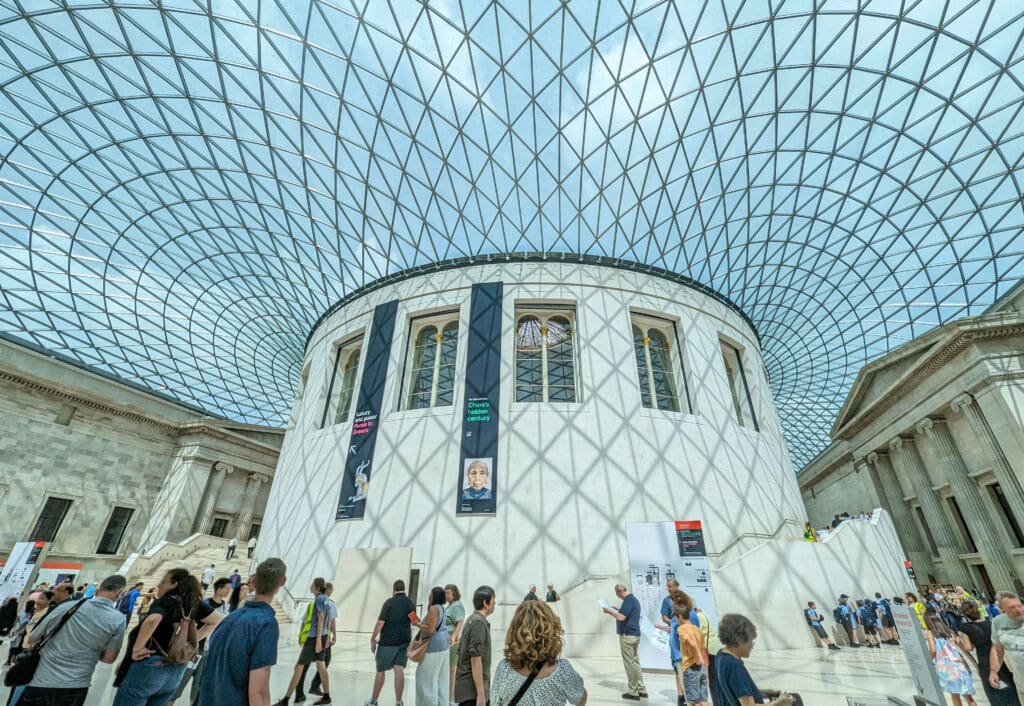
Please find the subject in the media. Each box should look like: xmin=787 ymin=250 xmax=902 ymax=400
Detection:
xmin=112 ymin=567 xmax=202 ymax=706
xmin=490 ymin=600 xmax=587 ymax=706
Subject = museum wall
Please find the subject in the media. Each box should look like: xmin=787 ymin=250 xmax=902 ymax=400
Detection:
xmin=261 ymin=261 xmax=807 ymax=606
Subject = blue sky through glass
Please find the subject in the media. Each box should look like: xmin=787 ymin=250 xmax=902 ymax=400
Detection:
xmin=1 ymin=0 xmax=1023 ymax=468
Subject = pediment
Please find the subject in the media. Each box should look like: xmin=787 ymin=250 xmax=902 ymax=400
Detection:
xmin=832 ymin=339 xmax=940 ymax=433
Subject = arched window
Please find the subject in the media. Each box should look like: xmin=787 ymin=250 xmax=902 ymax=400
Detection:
xmin=321 ymin=337 xmax=362 ymax=427
xmin=405 ymin=316 xmax=459 ymax=409
xmin=721 ymin=340 xmax=758 ymax=430
xmin=334 ymin=348 xmax=360 ymax=424
xmin=515 ymin=309 xmax=577 ymax=403
xmin=632 ymin=316 xmax=686 ymax=412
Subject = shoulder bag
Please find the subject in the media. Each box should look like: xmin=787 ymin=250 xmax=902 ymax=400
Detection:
xmin=508 ymin=660 xmax=546 ymax=706
xmin=408 ymin=604 xmax=444 ymax=664
xmin=4 ymin=599 xmax=86 ymax=687
xmin=153 ymin=596 xmax=199 ymax=665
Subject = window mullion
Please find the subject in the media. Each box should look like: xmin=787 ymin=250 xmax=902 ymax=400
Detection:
xmin=430 ymin=328 xmax=443 ymax=407
xmin=643 ymin=336 xmax=658 ymax=406
xmin=540 ymin=322 xmax=549 ymax=402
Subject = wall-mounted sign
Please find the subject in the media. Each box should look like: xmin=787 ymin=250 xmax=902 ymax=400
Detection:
xmin=0 ymin=541 xmax=46 ymax=603
xmin=336 ymin=299 xmax=398 ymax=520
xmin=457 ymin=282 xmax=502 ymax=515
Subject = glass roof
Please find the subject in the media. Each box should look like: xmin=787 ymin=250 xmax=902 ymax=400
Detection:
xmin=1 ymin=1 xmax=1022 ymax=469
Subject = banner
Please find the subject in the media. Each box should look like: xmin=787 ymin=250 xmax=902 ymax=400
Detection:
xmin=892 ymin=605 xmax=945 ymax=705
xmin=0 ymin=541 xmax=45 ymax=603
xmin=336 ymin=299 xmax=398 ymax=520
xmin=625 ymin=521 xmax=719 ymax=670
xmin=457 ymin=282 xmax=502 ymax=515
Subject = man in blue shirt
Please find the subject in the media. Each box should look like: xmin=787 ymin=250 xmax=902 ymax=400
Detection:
xmin=197 ymin=557 xmax=287 ymax=706
xmin=803 ymin=602 xmax=839 ymax=650
xmin=874 ymin=592 xmax=899 ymax=645
xmin=603 ymin=583 xmax=647 ymax=700
xmin=835 ymin=595 xmax=861 ymax=647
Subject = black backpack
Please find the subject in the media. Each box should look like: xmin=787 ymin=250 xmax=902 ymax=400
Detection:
xmin=832 ymin=606 xmax=844 ymax=623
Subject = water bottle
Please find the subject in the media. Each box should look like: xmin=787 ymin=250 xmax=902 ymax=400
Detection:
xmin=997 ymin=679 xmax=1010 ymax=690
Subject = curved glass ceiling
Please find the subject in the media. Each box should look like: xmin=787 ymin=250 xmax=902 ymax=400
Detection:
xmin=1 ymin=1 xmax=1022 ymax=469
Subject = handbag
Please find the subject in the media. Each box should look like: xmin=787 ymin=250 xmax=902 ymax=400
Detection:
xmin=153 ymin=596 xmax=199 ymax=665
xmin=508 ymin=660 xmax=546 ymax=706
xmin=408 ymin=605 xmax=444 ymax=664
xmin=4 ymin=599 xmax=86 ymax=687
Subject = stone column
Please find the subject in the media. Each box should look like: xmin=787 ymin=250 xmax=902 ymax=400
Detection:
xmin=235 ymin=473 xmax=267 ymax=541
xmin=889 ymin=435 xmax=972 ymax=587
xmin=919 ymin=417 xmax=1018 ymax=591
xmin=195 ymin=462 xmax=232 ymax=535
xmin=952 ymin=393 xmax=1024 ymax=531
xmin=856 ymin=457 xmax=890 ymax=514
xmin=866 ymin=452 xmax=934 ymax=576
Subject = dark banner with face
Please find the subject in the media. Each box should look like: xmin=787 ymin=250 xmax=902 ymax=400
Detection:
xmin=336 ymin=299 xmax=398 ymax=520
xmin=457 ymin=282 xmax=502 ymax=515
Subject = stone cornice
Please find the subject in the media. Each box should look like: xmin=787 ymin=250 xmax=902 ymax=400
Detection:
xmin=176 ymin=420 xmax=283 ymax=456
xmin=835 ymin=319 xmax=1024 ymax=439
xmin=0 ymin=370 xmax=180 ymax=432
xmin=0 ymin=370 xmax=284 ymax=457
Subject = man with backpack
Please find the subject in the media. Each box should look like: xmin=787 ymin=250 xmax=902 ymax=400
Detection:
xmin=117 ymin=582 xmax=144 ymax=626
xmin=833 ymin=595 xmax=861 ymax=647
xmin=874 ymin=592 xmax=899 ymax=644
xmin=855 ymin=599 xmax=881 ymax=648
xmin=19 ymin=574 xmax=127 ymax=706
xmin=804 ymin=602 xmax=839 ymax=650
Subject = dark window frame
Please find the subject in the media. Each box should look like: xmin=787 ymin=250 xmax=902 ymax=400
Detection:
xmin=96 ymin=506 xmax=134 ymax=555
xmin=990 ymin=483 xmax=1024 ymax=547
xmin=29 ymin=497 xmax=73 ymax=542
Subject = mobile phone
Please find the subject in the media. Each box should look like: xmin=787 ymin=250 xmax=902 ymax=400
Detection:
xmin=408 ymin=610 xmax=419 ymax=622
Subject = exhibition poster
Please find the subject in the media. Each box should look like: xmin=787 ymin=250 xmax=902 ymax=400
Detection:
xmin=457 ymin=282 xmax=502 ymax=515
xmin=0 ymin=541 xmax=45 ymax=603
xmin=892 ymin=605 xmax=945 ymax=705
xmin=625 ymin=520 xmax=719 ymax=670
xmin=336 ymin=299 xmax=398 ymax=520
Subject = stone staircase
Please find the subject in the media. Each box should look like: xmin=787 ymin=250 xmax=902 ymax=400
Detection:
xmin=124 ymin=541 xmax=290 ymax=625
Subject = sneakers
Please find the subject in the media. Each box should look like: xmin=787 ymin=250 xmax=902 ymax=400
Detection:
xmin=312 ymin=697 xmax=331 ymax=705
xmin=828 ymin=644 xmax=841 ymax=650
xmin=621 ymin=695 xmax=641 ymax=701
xmin=273 ymin=700 xmax=290 ymax=706
xmin=361 ymin=701 xmax=377 ymax=706
xmin=310 ymin=686 xmax=323 ymax=695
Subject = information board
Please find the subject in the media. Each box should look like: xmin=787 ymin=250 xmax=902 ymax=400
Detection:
xmin=0 ymin=541 xmax=45 ymax=603
xmin=625 ymin=521 xmax=719 ymax=670
xmin=892 ymin=605 xmax=944 ymax=706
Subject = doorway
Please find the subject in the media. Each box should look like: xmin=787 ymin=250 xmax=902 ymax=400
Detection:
xmin=973 ymin=564 xmax=995 ymax=601
xmin=409 ymin=568 xmax=421 ymax=612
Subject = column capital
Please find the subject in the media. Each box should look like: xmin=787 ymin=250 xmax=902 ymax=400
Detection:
xmin=950 ymin=393 xmax=974 ymax=414
xmin=888 ymin=437 xmax=904 ymax=451
xmin=854 ymin=458 xmax=869 ymax=471
xmin=866 ymin=452 xmax=879 ymax=465
xmin=214 ymin=462 xmax=234 ymax=474
xmin=248 ymin=472 xmax=269 ymax=485
xmin=915 ymin=418 xmax=935 ymax=436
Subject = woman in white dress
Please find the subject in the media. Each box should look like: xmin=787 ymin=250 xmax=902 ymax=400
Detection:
xmin=490 ymin=600 xmax=588 ymax=706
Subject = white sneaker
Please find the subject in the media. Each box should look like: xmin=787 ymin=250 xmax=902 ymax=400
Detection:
xmin=362 ymin=701 xmax=377 ymax=706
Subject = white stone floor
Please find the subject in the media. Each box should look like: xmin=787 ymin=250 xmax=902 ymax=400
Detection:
xmin=0 ymin=633 xmax=989 ymax=705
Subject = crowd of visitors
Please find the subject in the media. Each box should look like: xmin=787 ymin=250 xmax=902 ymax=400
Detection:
xmin=3 ymin=559 xmax=1023 ymax=706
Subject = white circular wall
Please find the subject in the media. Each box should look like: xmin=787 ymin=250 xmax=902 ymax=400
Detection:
xmin=261 ymin=260 xmax=804 ymax=606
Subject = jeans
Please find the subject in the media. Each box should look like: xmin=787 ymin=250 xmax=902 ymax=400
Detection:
xmin=415 ymin=650 xmax=448 ymax=706
xmin=225 ymin=546 xmax=236 ymax=560
xmin=112 ymin=655 xmax=189 ymax=706
xmin=170 ymin=651 xmax=206 ymax=703
xmin=619 ymin=635 xmax=646 ymax=696
xmin=18 ymin=687 xmax=89 ymax=706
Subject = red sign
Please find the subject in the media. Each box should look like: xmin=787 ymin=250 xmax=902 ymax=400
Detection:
xmin=675 ymin=520 xmax=702 ymax=531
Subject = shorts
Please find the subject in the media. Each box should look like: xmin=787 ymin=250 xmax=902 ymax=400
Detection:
xmin=812 ymin=625 xmax=827 ymax=638
xmin=449 ymin=641 xmax=460 ymax=668
xmin=376 ymin=643 xmax=408 ymax=671
xmin=863 ymin=624 xmax=878 ymax=636
xmin=882 ymin=615 xmax=895 ymax=628
xmin=683 ymin=664 xmax=709 ymax=703
xmin=298 ymin=636 xmax=327 ymax=665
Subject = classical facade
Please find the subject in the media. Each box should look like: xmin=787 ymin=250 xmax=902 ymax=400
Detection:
xmin=800 ymin=280 xmax=1024 ymax=597
xmin=261 ymin=257 xmax=912 ymax=650
xmin=0 ymin=336 xmax=283 ymax=583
